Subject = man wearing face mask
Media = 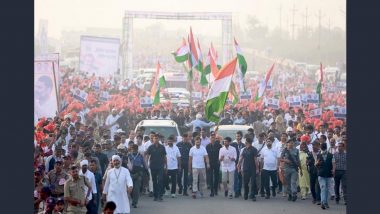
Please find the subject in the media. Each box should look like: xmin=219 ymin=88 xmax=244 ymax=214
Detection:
xmin=102 ymin=155 xmax=133 ymax=214
xmin=79 ymin=160 xmax=97 ymax=214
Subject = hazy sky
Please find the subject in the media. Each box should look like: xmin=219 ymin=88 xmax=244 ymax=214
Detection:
xmin=35 ymin=0 xmax=345 ymax=39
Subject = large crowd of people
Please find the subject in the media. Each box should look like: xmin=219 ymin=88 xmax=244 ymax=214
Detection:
xmin=34 ymin=64 xmax=346 ymax=214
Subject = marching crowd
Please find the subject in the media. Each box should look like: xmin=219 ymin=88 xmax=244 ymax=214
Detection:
xmin=34 ymin=104 xmax=347 ymax=214
xmin=34 ymin=65 xmax=346 ymax=214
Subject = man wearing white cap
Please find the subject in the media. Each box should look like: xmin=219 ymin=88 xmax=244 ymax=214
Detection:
xmin=105 ymin=109 xmax=121 ymax=141
xmin=79 ymin=160 xmax=97 ymax=214
xmin=102 ymin=155 xmax=133 ymax=214
xmin=286 ymin=127 xmax=294 ymax=137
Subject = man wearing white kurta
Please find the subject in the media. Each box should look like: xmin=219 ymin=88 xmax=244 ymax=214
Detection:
xmin=103 ymin=155 xmax=133 ymax=214
xmin=105 ymin=109 xmax=121 ymax=140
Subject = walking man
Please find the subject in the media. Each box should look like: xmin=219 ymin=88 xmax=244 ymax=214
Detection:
xmin=219 ymin=137 xmax=237 ymax=199
xmin=145 ymin=134 xmax=167 ymax=201
xmin=316 ymin=143 xmax=336 ymax=209
xmin=230 ymin=131 xmax=245 ymax=198
xmin=237 ymin=136 xmax=259 ymax=201
xmin=164 ymin=136 xmax=181 ymax=198
xmin=102 ymin=155 xmax=133 ymax=213
xmin=189 ymin=136 xmax=209 ymax=199
xmin=261 ymin=138 xmax=279 ymax=199
xmin=334 ymin=142 xmax=347 ymax=205
xmin=206 ymin=131 xmax=222 ymax=197
xmin=280 ymin=138 xmax=302 ymax=202
xmin=176 ymin=133 xmax=192 ymax=196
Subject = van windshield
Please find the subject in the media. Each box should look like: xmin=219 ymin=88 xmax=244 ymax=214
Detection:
xmin=142 ymin=126 xmax=178 ymax=139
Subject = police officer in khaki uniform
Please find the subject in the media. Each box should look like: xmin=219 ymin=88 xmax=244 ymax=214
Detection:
xmin=64 ymin=165 xmax=92 ymax=214
xmin=47 ymin=158 xmax=69 ymax=198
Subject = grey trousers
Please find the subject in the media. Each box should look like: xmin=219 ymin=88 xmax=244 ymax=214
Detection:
xmin=284 ymin=168 xmax=298 ymax=195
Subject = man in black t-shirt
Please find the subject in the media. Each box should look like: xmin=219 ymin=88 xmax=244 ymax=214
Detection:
xmin=237 ymin=136 xmax=259 ymax=201
xmin=145 ymin=134 xmax=167 ymax=201
xmin=176 ymin=133 xmax=193 ymax=196
xmin=206 ymin=131 xmax=222 ymax=197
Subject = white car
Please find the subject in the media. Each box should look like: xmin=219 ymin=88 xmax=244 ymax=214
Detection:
xmin=135 ymin=120 xmax=182 ymax=142
xmin=210 ymin=125 xmax=254 ymax=143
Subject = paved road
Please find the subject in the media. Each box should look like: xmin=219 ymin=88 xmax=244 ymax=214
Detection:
xmin=130 ymin=193 xmax=346 ymax=214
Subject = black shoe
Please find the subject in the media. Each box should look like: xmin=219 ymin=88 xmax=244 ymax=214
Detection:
xmin=265 ymin=195 xmax=270 ymax=199
xmin=321 ymin=204 xmax=326 ymax=210
xmin=225 ymin=191 xmax=228 ymax=197
xmin=178 ymin=188 xmax=183 ymax=195
xmin=244 ymin=195 xmax=248 ymax=200
xmin=149 ymin=192 xmax=154 ymax=197
xmin=344 ymin=202 xmax=347 ymax=205
xmin=215 ymin=192 xmax=218 ymax=196
xmin=252 ymin=196 xmax=257 ymax=201
xmin=154 ymin=197 xmax=158 ymax=201
xmin=317 ymin=201 xmax=321 ymax=205
xmin=158 ymin=197 xmax=163 ymax=202
xmin=292 ymin=195 xmax=297 ymax=202
xmin=192 ymin=193 xmax=196 ymax=199
xmin=210 ymin=192 xmax=214 ymax=197
xmin=288 ymin=194 xmax=292 ymax=201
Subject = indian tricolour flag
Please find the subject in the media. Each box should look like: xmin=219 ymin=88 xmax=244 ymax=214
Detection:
xmin=255 ymin=63 xmax=275 ymax=101
xmin=151 ymin=61 xmax=166 ymax=105
xmin=234 ymin=38 xmax=247 ymax=77
xmin=204 ymin=42 xmax=220 ymax=75
xmin=205 ymin=57 xmax=238 ymax=123
xmin=172 ymin=38 xmax=189 ymax=63
xmin=196 ymin=38 xmax=208 ymax=86
xmin=208 ymin=51 xmax=220 ymax=85
xmin=188 ymin=27 xmax=198 ymax=69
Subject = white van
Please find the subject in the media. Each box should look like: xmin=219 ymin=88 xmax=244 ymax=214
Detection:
xmin=135 ymin=120 xmax=182 ymax=142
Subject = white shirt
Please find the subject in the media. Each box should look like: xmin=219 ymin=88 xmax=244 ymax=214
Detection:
xmin=201 ymin=137 xmax=210 ymax=148
xmin=261 ymin=146 xmax=279 ymax=170
xmin=189 ymin=146 xmax=208 ymax=169
xmin=79 ymin=170 xmax=97 ymax=201
xmin=284 ymin=113 xmax=297 ymax=125
xmin=271 ymin=138 xmax=281 ymax=150
xmin=219 ymin=146 xmax=237 ymax=172
xmin=165 ymin=145 xmax=181 ymax=170
xmin=137 ymin=144 xmax=145 ymax=155
xmin=253 ymin=141 xmax=266 ymax=157
xmin=105 ymin=114 xmax=120 ymax=140
xmin=143 ymin=140 xmax=152 ymax=152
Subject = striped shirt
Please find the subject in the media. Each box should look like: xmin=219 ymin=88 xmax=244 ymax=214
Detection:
xmin=334 ymin=152 xmax=347 ymax=170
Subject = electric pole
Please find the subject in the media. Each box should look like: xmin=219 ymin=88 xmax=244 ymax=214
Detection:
xmin=290 ymin=3 xmax=297 ymax=40
xmin=278 ymin=4 xmax=282 ymax=38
